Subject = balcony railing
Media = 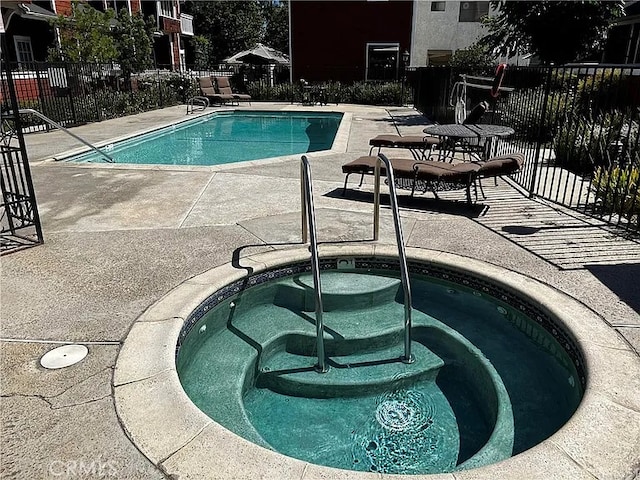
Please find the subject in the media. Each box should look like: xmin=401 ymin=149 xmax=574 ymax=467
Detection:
xmin=180 ymin=13 xmax=194 ymax=36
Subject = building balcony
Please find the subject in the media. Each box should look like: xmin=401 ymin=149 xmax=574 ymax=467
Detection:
xmin=180 ymin=13 xmax=194 ymax=36
xmin=160 ymin=15 xmax=181 ymax=34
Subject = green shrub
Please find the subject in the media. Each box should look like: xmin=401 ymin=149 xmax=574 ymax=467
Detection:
xmin=576 ymin=69 xmax=623 ymax=113
xmin=549 ymin=70 xmax=579 ymax=91
xmin=501 ymin=87 xmax=571 ymax=142
xmin=164 ymin=74 xmax=198 ymax=103
xmin=246 ymin=80 xmax=404 ymax=105
xmin=592 ymin=165 xmax=640 ymax=226
xmin=553 ymin=111 xmax=639 ymax=175
xmin=347 ymin=81 xmax=402 ymax=105
xmin=246 ymin=82 xmax=294 ymax=101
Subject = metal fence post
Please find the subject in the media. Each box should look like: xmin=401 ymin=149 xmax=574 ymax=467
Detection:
xmin=528 ymin=66 xmax=553 ymax=198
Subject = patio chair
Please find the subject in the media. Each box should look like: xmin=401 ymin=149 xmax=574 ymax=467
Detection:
xmin=341 ymin=151 xmax=524 ymax=204
xmin=461 ymin=101 xmax=489 ymax=125
xmin=341 ymin=155 xmax=481 ymax=204
xmin=474 ymin=152 xmax=524 ymax=198
xmin=198 ymin=76 xmax=234 ymax=105
xmin=368 ymin=134 xmax=441 ymax=161
xmin=214 ymin=76 xmax=252 ymax=105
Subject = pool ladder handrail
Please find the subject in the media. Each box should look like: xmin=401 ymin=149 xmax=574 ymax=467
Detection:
xmin=300 ymin=154 xmax=414 ymax=372
xmin=373 ymin=153 xmax=414 ymax=364
xmin=300 ymin=155 xmax=328 ymax=373
xmin=18 ymin=108 xmax=114 ymax=163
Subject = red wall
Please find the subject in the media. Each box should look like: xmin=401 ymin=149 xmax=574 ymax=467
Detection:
xmin=54 ymin=0 xmax=73 ymax=15
xmin=291 ymin=0 xmax=413 ymax=82
xmin=0 ymin=77 xmax=53 ymax=102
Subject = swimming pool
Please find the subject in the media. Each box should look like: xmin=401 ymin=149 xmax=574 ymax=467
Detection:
xmin=175 ymin=252 xmax=583 ymax=474
xmin=67 ymin=111 xmax=343 ymax=166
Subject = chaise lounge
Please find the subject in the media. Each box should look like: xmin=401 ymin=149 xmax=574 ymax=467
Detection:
xmin=367 ymin=101 xmax=490 ymax=162
xmin=198 ymin=76 xmax=234 ymax=105
xmin=368 ymin=134 xmax=441 ymax=161
xmin=214 ymin=76 xmax=252 ymax=105
xmin=341 ymin=152 xmax=524 ymax=205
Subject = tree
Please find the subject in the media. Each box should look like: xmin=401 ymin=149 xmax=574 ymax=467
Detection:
xmin=112 ymin=9 xmax=154 ymax=77
xmin=450 ymin=43 xmax=496 ymax=75
xmin=183 ymin=1 xmax=265 ymax=65
xmin=48 ymin=1 xmax=154 ymax=74
xmin=481 ymin=1 xmax=625 ymax=65
xmin=48 ymin=2 xmax=117 ymax=62
xmin=262 ymin=1 xmax=289 ymax=54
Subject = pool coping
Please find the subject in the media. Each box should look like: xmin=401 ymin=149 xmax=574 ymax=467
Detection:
xmin=38 ymin=108 xmax=353 ymax=173
xmin=113 ymin=244 xmax=640 ymax=480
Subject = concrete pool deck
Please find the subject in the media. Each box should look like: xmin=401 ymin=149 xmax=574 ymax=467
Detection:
xmin=1 ymin=103 xmax=639 ymax=479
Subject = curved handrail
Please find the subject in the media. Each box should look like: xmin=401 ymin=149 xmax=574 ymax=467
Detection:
xmin=18 ymin=109 xmax=114 ymax=163
xmin=373 ymin=153 xmax=414 ymax=364
xmin=300 ymin=155 xmax=328 ymax=373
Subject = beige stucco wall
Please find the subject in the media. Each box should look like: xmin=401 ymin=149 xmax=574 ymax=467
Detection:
xmin=410 ymin=1 xmax=492 ymax=66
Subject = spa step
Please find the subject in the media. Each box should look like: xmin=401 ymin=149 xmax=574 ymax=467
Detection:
xmin=240 ymin=301 xmax=434 ymax=356
xmin=232 ymin=302 xmax=437 ymax=356
xmin=274 ymin=272 xmax=401 ymax=312
xmin=257 ymin=341 xmax=444 ymax=398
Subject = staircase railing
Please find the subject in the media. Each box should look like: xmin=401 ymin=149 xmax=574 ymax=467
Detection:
xmin=300 ymin=155 xmax=328 ymax=373
xmin=18 ymin=109 xmax=114 ymax=163
xmin=373 ymin=153 xmax=414 ymax=364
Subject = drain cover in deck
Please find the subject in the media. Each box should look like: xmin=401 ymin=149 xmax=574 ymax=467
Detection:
xmin=40 ymin=345 xmax=88 ymax=369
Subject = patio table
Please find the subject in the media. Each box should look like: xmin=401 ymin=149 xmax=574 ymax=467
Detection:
xmin=302 ymin=85 xmax=328 ymax=106
xmin=423 ymin=123 xmax=515 ymax=162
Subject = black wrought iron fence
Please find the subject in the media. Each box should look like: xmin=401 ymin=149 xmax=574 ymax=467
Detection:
xmin=1 ymin=61 xmax=413 ymax=134
xmin=1 ymin=50 xmax=44 ymax=253
xmin=414 ymin=64 xmax=640 ymax=232
xmin=1 ymin=62 xmax=199 ymax=132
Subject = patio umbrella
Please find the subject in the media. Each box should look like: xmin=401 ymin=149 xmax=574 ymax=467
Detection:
xmin=223 ymin=43 xmax=290 ymax=65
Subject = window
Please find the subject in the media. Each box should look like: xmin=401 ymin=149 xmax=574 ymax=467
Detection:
xmin=366 ymin=43 xmax=399 ymax=81
xmin=88 ymin=0 xmax=106 ymax=12
xmin=431 ymin=2 xmax=446 ymax=11
xmin=459 ymin=1 xmax=489 ymax=22
xmin=14 ymin=36 xmax=35 ymax=65
xmin=160 ymin=0 xmax=174 ymax=18
xmin=427 ymin=50 xmax=452 ymax=66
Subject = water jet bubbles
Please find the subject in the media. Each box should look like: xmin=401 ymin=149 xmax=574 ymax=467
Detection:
xmin=497 ymin=306 xmax=508 ymax=315
xmin=199 ymin=324 xmax=207 ymax=334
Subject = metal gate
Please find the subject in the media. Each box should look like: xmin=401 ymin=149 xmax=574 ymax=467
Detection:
xmin=1 ymin=38 xmax=44 ymax=254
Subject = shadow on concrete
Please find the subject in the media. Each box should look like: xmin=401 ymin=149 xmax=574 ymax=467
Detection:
xmin=584 ymin=263 xmax=640 ymax=315
xmin=326 ymin=187 xmax=486 ymax=218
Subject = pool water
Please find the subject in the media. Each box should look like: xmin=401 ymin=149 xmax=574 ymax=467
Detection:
xmin=177 ymin=267 xmax=583 ymax=474
xmin=68 ymin=111 xmax=343 ymax=165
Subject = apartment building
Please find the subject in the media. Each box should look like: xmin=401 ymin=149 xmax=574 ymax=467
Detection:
xmin=1 ymin=0 xmax=194 ymax=70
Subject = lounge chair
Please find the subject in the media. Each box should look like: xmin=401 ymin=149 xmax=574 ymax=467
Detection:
xmin=368 ymin=134 xmax=441 ymax=161
xmin=214 ymin=76 xmax=252 ymax=105
xmin=341 ymin=152 xmax=524 ymax=204
xmin=342 ymin=155 xmax=481 ymax=204
xmin=198 ymin=76 xmax=234 ymax=105
xmin=474 ymin=152 xmax=524 ymax=199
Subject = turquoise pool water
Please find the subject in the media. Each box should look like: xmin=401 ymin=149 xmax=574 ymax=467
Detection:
xmin=177 ymin=264 xmax=584 ymax=475
xmin=68 ymin=111 xmax=343 ymax=165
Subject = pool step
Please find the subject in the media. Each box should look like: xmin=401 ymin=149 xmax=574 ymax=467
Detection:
xmin=257 ymin=340 xmax=444 ymax=398
xmin=274 ymin=272 xmax=401 ymax=312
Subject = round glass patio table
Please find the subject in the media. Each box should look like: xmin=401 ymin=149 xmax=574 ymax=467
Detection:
xmin=423 ymin=124 xmax=515 ymax=161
